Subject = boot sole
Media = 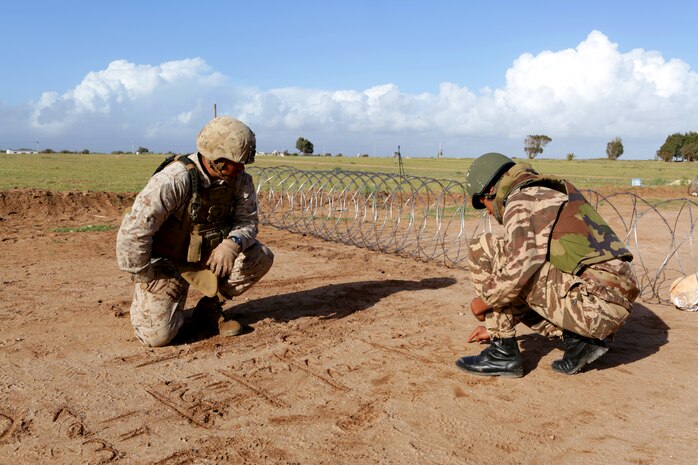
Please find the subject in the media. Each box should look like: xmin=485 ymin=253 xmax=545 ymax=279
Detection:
xmin=552 ymin=345 xmax=609 ymax=375
xmin=455 ymin=361 xmax=524 ymax=378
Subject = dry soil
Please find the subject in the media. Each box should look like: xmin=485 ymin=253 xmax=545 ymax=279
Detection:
xmin=0 ymin=189 xmax=696 ymax=465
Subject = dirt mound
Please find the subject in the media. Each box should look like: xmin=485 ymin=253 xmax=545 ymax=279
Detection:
xmin=1 ymin=187 xmax=689 ymax=225
xmin=0 ymin=189 xmax=135 ymax=222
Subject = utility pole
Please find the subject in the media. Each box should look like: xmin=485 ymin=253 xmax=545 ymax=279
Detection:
xmin=213 ymin=103 xmax=217 ymax=118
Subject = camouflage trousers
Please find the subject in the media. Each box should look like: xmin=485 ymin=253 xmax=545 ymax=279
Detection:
xmin=129 ymin=241 xmax=274 ymax=347
xmin=468 ymin=233 xmax=636 ymax=340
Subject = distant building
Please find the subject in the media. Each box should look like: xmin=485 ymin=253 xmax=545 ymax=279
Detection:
xmin=6 ymin=149 xmax=38 ymax=154
xmin=259 ymin=151 xmax=286 ymax=157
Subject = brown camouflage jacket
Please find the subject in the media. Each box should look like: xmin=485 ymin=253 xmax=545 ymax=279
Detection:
xmin=481 ymin=163 xmax=634 ymax=307
xmin=479 ymin=185 xmax=567 ymax=307
xmin=116 ymin=153 xmax=259 ymax=276
xmin=493 ymin=164 xmax=632 ymax=275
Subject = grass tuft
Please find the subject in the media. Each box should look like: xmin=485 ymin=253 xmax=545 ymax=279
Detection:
xmin=50 ymin=224 xmax=116 ymax=233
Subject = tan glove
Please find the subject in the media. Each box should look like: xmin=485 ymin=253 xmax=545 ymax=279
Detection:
xmin=143 ymin=277 xmax=186 ymax=300
xmin=206 ymin=238 xmax=241 ymax=278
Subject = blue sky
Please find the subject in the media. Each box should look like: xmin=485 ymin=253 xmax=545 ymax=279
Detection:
xmin=2 ymin=0 xmax=697 ymax=159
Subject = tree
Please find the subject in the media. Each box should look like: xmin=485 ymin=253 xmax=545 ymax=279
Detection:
xmin=657 ymin=133 xmax=686 ymax=162
xmin=681 ymin=131 xmax=698 ymax=162
xmin=681 ymin=141 xmax=698 ymax=162
xmin=657 ymin=131 xmax=698 ymax=161
xmin=137 ymin=147 xmax=149 ymax=154
xmin=295 ymin=137 xmax=314 ymax=155
xmin=523 ymin=135 xmax=552 ymax=159
xmin=606 ymin=137 xmax=624 ymax=160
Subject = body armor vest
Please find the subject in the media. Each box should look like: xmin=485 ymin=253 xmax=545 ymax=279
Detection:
xmin=151 ymin=155 xmax=238 ymax=264
xmin=493 ymin=163 xmax=633 ymax=275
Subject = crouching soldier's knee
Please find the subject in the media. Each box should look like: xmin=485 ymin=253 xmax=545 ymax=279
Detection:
xmin=134 ymin=325 xmax=180 ymax=347
xmin=129 ymin=281 xmax=186 ymax=347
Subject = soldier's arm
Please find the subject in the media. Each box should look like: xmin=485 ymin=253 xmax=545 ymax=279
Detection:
xmin=227 ymin=172 xmax=259 ymax=250
xmin=116 ymin=167 xmax=189 ymax=275
xmin=479 ymin=187 xmax=565 ymax=307
xmin=470 ymin=297 xmax=491 ymax=322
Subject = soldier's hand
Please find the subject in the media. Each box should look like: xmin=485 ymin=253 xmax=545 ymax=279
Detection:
xmin=467 ymin=325 xmax=491 ymax=344
xmin=206 ymin=238 xmax=241 ymax=278
xmin=470 ymin=297 xmax=491 ymax=322
xmin=144 ymin=277 xmax=185 ymax=300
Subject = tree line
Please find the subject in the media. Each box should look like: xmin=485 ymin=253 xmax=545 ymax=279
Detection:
xmin=524 ymin=132 xmax=696 ymax=161
xmin=524 ymin=134 xmax=625 ymax=160
xmin=294 ymin=134 xmax=695 ymax=161
xmin=655 ymin=132 xmax=698 ymax=162
xmin=31 ymin=132 xmax=698 ymax=161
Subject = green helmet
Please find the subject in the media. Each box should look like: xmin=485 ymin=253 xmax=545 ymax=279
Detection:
xmin=465 ymin=152 xmax=515 ymax=209
xmin=196 ymin=116 xmax=256 ymax=164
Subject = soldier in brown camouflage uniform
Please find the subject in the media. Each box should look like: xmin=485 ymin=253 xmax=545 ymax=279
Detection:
xmin=456 ymin=153 xmax=639 ymax=377
xmin=116 ymin=116 xmax=274 ymax=347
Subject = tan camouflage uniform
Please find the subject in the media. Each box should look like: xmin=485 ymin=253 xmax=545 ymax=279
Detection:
xmin=116 ymin=153 xmax=273 ymax=347
xmin=469 ymin=185 xmax=637 ymax=340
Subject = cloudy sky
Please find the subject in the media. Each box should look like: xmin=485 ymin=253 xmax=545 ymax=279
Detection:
xmin=2 ymin=1 xmax=697 ymax=159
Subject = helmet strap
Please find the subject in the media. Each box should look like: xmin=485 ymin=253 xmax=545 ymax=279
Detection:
xmin=491 ymin=162 xmax=538 ymax=224
xmin=204 ymin=158 xmax=242 ymax=182
xmin=205 ymin=158 xmax=226 ymax=178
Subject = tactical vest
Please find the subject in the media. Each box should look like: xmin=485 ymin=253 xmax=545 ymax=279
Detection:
xmin=151 ymin=155 xmax=238 ymax=264
xmin=493 ymin=163 xmax=633 ymax=275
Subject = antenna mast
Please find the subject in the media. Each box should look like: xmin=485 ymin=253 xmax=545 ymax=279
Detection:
xmin=394 ymin=145 xmax=405 ymax=177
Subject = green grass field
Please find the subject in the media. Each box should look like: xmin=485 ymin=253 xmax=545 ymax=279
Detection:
xmin=1 ymin=152 xmax=695 ymax=192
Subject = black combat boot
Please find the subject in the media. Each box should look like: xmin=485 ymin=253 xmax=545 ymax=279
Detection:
xmin=551 ymin=330 xmax=608 ymax=375
xmin=455 ymin=338 xmax=524 ymax=378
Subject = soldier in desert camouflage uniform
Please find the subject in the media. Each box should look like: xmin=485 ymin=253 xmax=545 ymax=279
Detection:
xmin=116 ymin=116 xmax=274 ymax=347
xmin=455 ymin=153 xmax=639 ymax=377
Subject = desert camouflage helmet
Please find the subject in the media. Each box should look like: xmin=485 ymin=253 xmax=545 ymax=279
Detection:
xmin=465 ymin=152 xmax=515 ymax=209
xmin=196 ymin=116 xmax=256 ymax=164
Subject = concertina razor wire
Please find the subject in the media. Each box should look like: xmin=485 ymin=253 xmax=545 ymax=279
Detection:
xmin=249 ymin=166 xmax=698 ymax=305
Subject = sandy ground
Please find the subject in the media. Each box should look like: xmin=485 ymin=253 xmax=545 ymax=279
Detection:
xmin=1 ymin=189 xmax=697 ymax=465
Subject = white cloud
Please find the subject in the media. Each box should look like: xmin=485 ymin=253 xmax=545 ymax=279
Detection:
xmin=25 ymin=58 xmax=231 ymax=152
xmin=4 ymin=31 xmax=697 ymax=157
xmin=493 ymin=30 xmax=698 ymax=138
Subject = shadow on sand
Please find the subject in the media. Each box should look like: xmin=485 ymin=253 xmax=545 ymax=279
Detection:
xmin=517 ymin=303 xmax=670 ymax=374
xmin=231 ymin=276 xmax=458 ymax=324
xmin=174 ymin=276 xmax=457 ymax=344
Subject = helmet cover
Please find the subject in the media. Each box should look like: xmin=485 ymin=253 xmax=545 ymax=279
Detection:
xmin=196 ymin=116 xmax=256 ymax=164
